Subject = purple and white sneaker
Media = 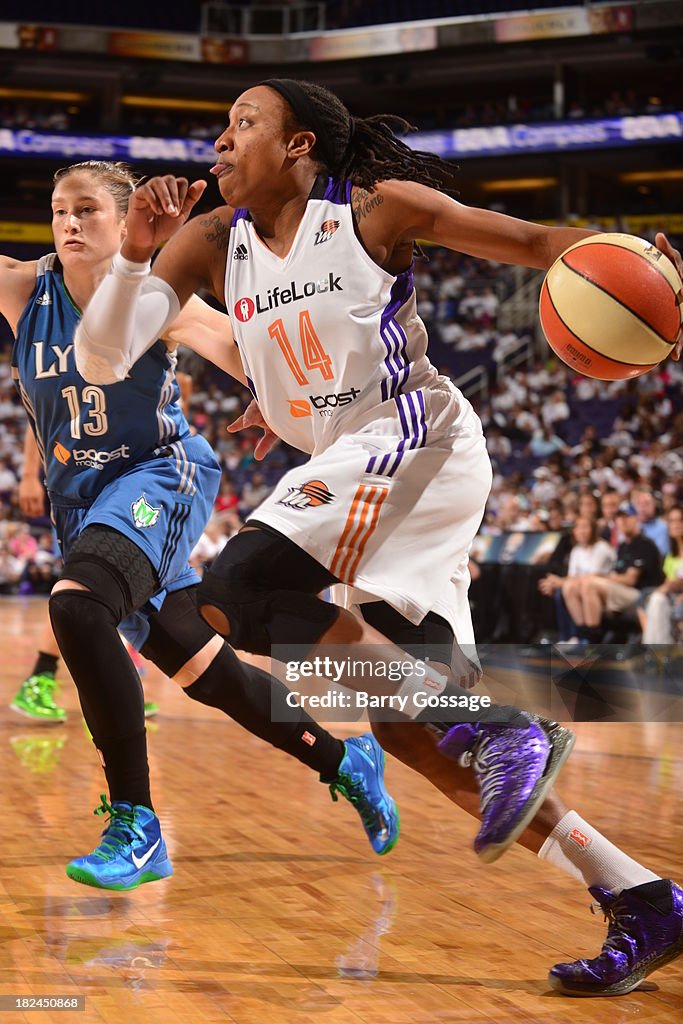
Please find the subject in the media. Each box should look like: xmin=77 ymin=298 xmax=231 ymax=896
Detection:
xmin=549 ymin=880 xmax=683 ymax=996
xmin=438 ymin=713 xmax=575 ymax=863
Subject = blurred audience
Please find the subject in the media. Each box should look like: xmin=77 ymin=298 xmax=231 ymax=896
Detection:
xmin=552 ymin=503 xmax=663 ymax=644
xmin=639 ymin=506 xmax=683 ymax=645
xmin=538 ymin=515 xmax=616 ymax=644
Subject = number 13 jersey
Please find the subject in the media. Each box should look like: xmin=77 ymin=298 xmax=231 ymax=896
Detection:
xmin=12 ymin=253 xmax=191 ymax=506
xmin=225 ymin=175 xmax=440 ymax=456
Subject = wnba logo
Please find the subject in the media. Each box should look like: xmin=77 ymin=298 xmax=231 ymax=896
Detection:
xmin=233 ymin=297 xmax=255 ymax=322
xmin=277 ymin=479 xmax=336 ymax=510
xmin=568 ymin=827 xmax=592 ymax=849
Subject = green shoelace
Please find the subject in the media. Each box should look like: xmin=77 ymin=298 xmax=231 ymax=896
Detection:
xmin=90 ymin=794 xmax=146 ymax=862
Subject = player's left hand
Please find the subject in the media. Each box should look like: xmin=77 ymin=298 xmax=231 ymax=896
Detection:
xmin=124 ymin=175 xmax=207 ymax=258
xmin=228 ymin=399 xmax=279 ymax=460
xmin=18 ymin=475 xmax=45 ymax=517
xmin=655 ymin=232 xmax=683 ymax=360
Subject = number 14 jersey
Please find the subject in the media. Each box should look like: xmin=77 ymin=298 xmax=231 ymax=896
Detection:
xmin=225 ymin=175 xmax=438 ymax=456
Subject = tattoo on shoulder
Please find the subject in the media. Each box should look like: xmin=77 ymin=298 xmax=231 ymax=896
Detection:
xmin=351 ymin=188 xmax=384 ymax=224
xmin=200 ymin=214 xmax=230 ymax=252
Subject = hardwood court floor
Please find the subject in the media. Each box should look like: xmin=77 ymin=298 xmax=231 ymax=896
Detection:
xmin=1 ymin=595 xmax=682 ymax=1024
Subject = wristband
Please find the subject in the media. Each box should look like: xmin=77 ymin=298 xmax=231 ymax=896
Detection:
xmin=112 ymin=251 xmax=152 ymax=277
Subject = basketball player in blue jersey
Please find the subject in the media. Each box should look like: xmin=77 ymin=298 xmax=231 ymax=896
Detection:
xmin=1 ymin=159 xmax=404 ymax=891
xmin=77 ymin=83 xmax=683 ymax=995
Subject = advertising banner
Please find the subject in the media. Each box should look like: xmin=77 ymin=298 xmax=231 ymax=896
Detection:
xmin=0 ymin=114 xmax=680 ymax=164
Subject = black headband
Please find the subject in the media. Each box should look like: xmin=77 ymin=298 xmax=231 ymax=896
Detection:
xmin=259 ymin=78 xmax=351 ymax=170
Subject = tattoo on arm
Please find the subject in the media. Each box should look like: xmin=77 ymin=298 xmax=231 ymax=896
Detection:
xmin=351 ymin=188 xmax=384 ymax=225
xmin=201 ymin=214 xmax=230 ymax=252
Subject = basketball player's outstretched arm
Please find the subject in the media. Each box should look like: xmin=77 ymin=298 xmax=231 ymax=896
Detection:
xmin=354 ymin=179 xmax=597 ymax=271
xmin=75 ymin=174 xmax=683 ymax=370
xmin=353 ymin=179 xmax=683 ymax=356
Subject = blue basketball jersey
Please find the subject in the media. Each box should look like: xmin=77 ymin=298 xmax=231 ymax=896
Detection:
xmin=11 ymin=254 xmax=223 ymax=650
xmin=12 ymin=253 xmax=192 ymax=506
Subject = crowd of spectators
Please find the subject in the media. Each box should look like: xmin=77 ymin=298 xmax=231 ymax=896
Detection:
xmin=468 ymin=349 xmax=683 ymax=644
xmin=119 ymin=88 xmax=678 ymax=141
xmin=440 ymin=88 xmax=678 ymax=131
xmin=3 ymin=80 xmax=680 ymax=142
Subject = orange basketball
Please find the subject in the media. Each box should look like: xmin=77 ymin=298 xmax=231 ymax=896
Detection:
xmin=539 ymin=233 xmax=682 ymax=380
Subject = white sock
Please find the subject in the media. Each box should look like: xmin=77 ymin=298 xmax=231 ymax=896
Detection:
xmin=539 ymin=811 xmax=661 ymax=895
xmin=395 ymin=664 xmax=448 ymax=719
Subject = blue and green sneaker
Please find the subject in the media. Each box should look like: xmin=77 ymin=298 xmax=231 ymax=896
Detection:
xmin=66 ymin=794 xmax=173 ymax=891
xmin=328 ymin=734 xmax=400 ymax=855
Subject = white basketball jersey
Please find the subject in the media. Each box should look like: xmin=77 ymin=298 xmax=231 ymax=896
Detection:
xmin=225 ymin=176 xmax=438 ymax=455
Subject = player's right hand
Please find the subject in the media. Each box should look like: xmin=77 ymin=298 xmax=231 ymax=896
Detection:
xmin=123 ymin=175 xmax=207 ymax=257
xmin=228 ymin=399 xmax=279 ymax=461
xmin=18 ymin=476 xmax=45 ymax=517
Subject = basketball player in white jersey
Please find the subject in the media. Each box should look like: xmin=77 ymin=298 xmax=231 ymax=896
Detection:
xmin=75 ymin=80 xmax=683 ymax=994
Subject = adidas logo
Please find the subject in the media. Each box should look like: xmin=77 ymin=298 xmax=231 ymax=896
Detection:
xmin=36 ymin=292 xmax=52 ymax=305
xmin=233 ymin=244 xmax=249 ymax=261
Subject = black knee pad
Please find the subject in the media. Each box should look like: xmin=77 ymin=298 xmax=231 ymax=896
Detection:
xmin=198 ymin=526 xmax=339 ymax=655
xmin=49 ymin=586 xmax=120 ymax=645
xmin=62 ymin=524 xmax=159 ymax=614
xmin=141 ymin=586 xmax=215 ymax=678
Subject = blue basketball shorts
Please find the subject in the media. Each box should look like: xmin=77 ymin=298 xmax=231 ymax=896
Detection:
xmin=51 ymin=435 xmax=222 ymax=649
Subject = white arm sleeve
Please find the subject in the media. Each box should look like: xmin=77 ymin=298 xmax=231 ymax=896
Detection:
xmin=75 ymin=251 xmax=181 ymax=384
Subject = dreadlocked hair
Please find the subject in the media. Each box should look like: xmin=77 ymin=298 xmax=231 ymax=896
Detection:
xmin=283 ymin=81 xmax=458 ymax=196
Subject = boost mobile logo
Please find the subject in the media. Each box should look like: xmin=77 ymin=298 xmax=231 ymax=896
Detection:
xmin=233 ymin=272 xmax=342 ymax=322
xmin=288 ymin=388 xmax=360 ymax=418
xmin=288 ymin=399 xmax=312 ymax=418
xmin=54 ymin=443 xmax=130 ymax=471
xmin=73 ymin=444 xmax=130 ymax=470
xmin=288 ymin=388 xmax=361 ymax=418
xmin=310 ymin=387 xmax=360 ymax=410
xmin=54 ymin=442 xmax=71 ymax=464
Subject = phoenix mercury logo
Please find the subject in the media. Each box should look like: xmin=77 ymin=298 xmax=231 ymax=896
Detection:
xmin=314 ymin=219 xmax=339 ymax=246
xmin=277 ymin=479 xmax=336 ymax=510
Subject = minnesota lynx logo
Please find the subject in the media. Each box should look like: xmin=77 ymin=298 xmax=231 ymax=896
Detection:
xmin=131 ymin=495 xmax=161 ymax=529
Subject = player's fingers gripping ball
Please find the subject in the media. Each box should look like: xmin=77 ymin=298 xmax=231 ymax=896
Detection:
xmin=539 ymin=233 xmax=683 ymax=380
